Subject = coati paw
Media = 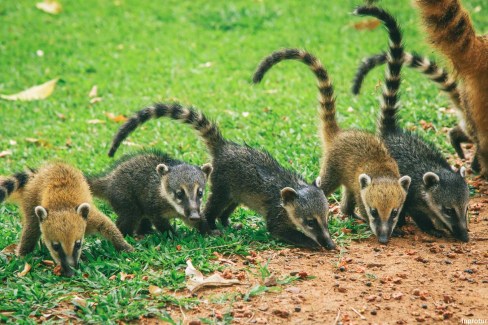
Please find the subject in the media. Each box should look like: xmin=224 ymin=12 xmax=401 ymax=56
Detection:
xmin=210 ymin=229 xmax=223 ymax=236
xmin=392 ymin=228 xmax=406 ymax=237
xmin=426 ymin=229 xmax=444 ymax=238
xmin=120 ymin=244 xmax=135 ymax=252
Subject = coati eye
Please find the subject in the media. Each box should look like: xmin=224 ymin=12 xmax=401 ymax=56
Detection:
xmin=390 ymin=209 xmax=399 ymax=218
xmin=52 ymin=242 xmax=61 ymax=251
xmin=197 ymin=189 xmax=203 ymax=198
xmin=306 ymin=219 xmax=316 ymax=228
xmin=370 ymin=209 xmax=379 ymax=218
xmin=175 ymin=190 xmax=184 ymax=200
xmin=74 ymin=240 xmax=82 ymax=250
xmin=443 ymin=207 xmax=455 ymax=216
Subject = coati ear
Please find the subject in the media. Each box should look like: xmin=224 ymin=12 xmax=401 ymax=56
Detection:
xmin=359 ymin=174 xmax=371 ymax=189
xmin=280 ymin=187 xmax=298 ymax=205
xmin=200 ymin=163 xmax=213 ymax=179
xmin=156 ymin=164 xmax=170 ymax=177
xmin=35 ymin=206 xmax=48 ymax=222
xmin=423 ymin=172 xmax=439 ymax=189
xmin=313 ymin=176 xmax=322 ymax=188
xmin=399 ymin=175 xmax=411 ymax=192
xmin=459 ymin=166 xmax=466 ymax=178
xmin=76 ymin=203 xmax=90 ymax=220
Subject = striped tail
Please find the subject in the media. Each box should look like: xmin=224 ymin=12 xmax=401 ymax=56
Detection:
xmin=253 ymin=48 xmax=339 ymax=145
xmin=0 ymin=170 xmax=34 ymax=203
xmin=354 ymin=5 xmax=404 ymax=135
xmin=416 ymin=0 xmax=478 ymax=72
xmin=352 ymin=51 xmax=462 ymax=110
xmin=108 ymin=103 xmax=225 ymax=157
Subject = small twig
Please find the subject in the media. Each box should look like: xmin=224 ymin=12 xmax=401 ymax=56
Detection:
xmin=351 ymin=307 xmax=366 ymax=320
xmin=333 ymin=308 xmax=341 ymax=325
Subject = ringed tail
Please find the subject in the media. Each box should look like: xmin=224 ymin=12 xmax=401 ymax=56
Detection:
xmin=352 ymin=51 xmax=462 ymax=110
xmin=354 ymin=5 xmax=404 ymax=134
xmin=108 ymin=103 xmax=225 ymax=157
xmin=252 ymin=48 xmax=339 ymax=144
xmin=0 ymin=170 xmax=34 ymax=203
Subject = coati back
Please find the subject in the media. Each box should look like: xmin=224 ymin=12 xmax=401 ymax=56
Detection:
xmin=109 ymin=103 xmax=336 ymax=250
xmin=351 ymin=51 xmax=475 ymax=160
xmin=355 ymin=5 xmax=470 ymax=241
xmin=87 ymin=150 xmax=212 ymax=236
xmin=0 ymin=163 xmax=133 ymax=277
xmin=253 ymin=46 xmax=411 ymax=244
xmin=416 ymin=0 xmax=488 ymax=177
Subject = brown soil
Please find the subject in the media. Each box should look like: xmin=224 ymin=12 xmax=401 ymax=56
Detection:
xmin=162 ymin=174 xmax=488 ymax=324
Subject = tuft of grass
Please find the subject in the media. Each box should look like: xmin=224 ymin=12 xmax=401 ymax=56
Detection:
xmin=0 ymin=0 xmax=486 ymax=323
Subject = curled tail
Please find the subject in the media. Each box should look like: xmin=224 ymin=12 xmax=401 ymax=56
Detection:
xmin=416 ymin=0 xmax=478 ymax=72
xmin=352 ymin=51 xmax=462 ymax=110
xmin=354 ymin=5 xmax=404 ymax=135
xmin=108 ymin=103 xmax=225 ymax=157
xmin=0 ymin=170 xmax=34 ymax=203
xmin=252 ymin=48 xmax=339 ymax=145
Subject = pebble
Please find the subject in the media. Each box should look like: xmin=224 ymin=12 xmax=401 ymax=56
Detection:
xmin=371 ymin=309 xmax=377 ymax=315
xmin=294 ymin=306 xmax=301 ymax=312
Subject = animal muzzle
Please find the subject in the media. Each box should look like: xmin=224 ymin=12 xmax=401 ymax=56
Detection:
xmin=453 ymin=226 xmax=469 ymax=242
xmin=60 ymin=256 xmax=78 ymax=277
xmin=188 ymin=210 xmax=201 ymax=220
xmin=317 ymin=230 xmax=336 ymax=250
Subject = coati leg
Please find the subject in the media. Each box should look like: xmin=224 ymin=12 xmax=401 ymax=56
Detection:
xmin=112 ymin=204 xmax=143 ymax=236
xmin=202 ymin=188 xmax=233 ymax=229
xmin=17 ymin=211 xmax=41 ymax=256
xmin=449 ymin=126 xmax=471 ymax=159
xmin=411 ymin=212 xmax=444 ymax=238
xmin=219 ymin=202 xmax=238 ymax=228
xmin=87 ymin=210 xmax=133 ymax=252
xmin=471 ymin=151 xmax=480 ymax=173
xmin=136 ymin=218 xmax=154 ymax=235
xmin=319 ymin=164 xmax=342 ymax=197
xmin=151 ymin=217 xmax=175 ymax=235
xmin=340 ymin=188 xmax=356 ymax=217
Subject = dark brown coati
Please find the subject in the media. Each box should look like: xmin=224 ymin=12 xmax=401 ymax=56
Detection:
xmin=0 ymin=163 xmax=133 ymax=277
xmin=253 ymin=49 xmax=411 ymax=244
xmin=108 ymin=103 xmax=336 ymax=249
xmin=354 ymin=5 xmax=470 ymax=241
xmin=351 ymin=51 xmax=475 ymax=162
xmin=416 ymin=0 xmax=488 ymax=177
xmin=87 ymin=150 xmax=212 ymax=236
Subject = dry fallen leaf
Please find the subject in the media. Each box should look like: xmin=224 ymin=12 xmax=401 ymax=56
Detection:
xmin=17 ymin=263 xmax=32 ymax=277
xmin=185 ymin=260 xmax=240 ymax=293
xmin=1 ymin=243 xmax=17 ymax=254
xmin=120 ymin=272 xmax=135 ymax=281
xmin=36 ymin=0 xmax=62 ymax=15
xmin=87 ymin=119 xmax=105 ymax=124
xmin=71 ymin=296 xmax=87 ymax=308
xmin=1 ymin=78 xmax=59 ymax=101
xmin=89 ymin=97 xmax=103 ymax=104
xmin=53 ymin=265 xmax=62 ymax=276
xmin=148 ymin=285 xmax=163 ymax=296
xmin=41 ymin=260 xmax=55 ymax=266
xmin=0 ymin=150 xmax=12 ymax=158
xmin=88 ymin=85 xmax=98 ymax=98
xmin=353 ymin=19 xmax=381 ymax=30
xmin=105 ymin=112 xmax=128 ymax=123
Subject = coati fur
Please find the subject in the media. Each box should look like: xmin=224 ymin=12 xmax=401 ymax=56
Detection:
xmin=416 ymin=0 xmax=488 ymax=177
xmin=253 ymin=47 xmax=411 ymax=244
xmin=355 ymin=5 xmax=470 ymax=241
xmin=87 ymin=150 xmax=212 ymax=236
xmin=351 ymin=50 xmax=476 ymax=162
xmin=108 ymin=103 xmax=336 ymax=250
xmin=0 ymin=162 xmax=133 ymax=276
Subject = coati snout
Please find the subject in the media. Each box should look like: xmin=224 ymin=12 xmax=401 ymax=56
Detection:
xmin=422 ymin=168 xmax=469 ymax=242
xmin=359 ymin=174 xmax=411 ymax=244
xmin=35 ymin=203 xmax=89 ymax=277
xmin=280 ymin=178 xmax=336 ymax=250
xmin=157 ymin=163 xmax=212 ymax=223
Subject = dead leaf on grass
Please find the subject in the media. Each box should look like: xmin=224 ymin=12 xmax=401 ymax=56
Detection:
xmin=353 ymin=19 xmax=381 ymax=30
xmin=71 ymin=296 xmax=87 ymax=308
xmin=1 ymin=243 xmax=17 ymax=254
xmin=1 ymin=78 xmax=59 ymax=101
xmin=120 ymin=272 xmax=135 ymax=281
xmin=17 ymin=263 xmax=32 ymax=277
xmin=185 ymin=260 xmax=240 ymax=293
xmin=89 ymin=97 xmax=103 ymax=104
xmin=87 ymin=119 xmax=105 ymax=124
xmin=148 ymin=285 xmax=163 ymax=296
xmin=105 ymin=112 xmax=128 ymax=123
xmin=36 ymin=0 xmax=62 ymax=15
xmin=88 ymin=85 xmax=98 ymax=98
xmin=53 ymin=265 xmax=62 ymax=276
xmin=0 ymin=150 xmax=12 ymax=158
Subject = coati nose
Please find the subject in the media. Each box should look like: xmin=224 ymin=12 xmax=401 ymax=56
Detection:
xmin=62 ymin=267 xmax=74 ymax=277
xmin=378 ymin=234 xmax=389 ymax=245
xmin=457 ymin=231 xmax=469 ymax=243
xmin=189 ymin=211 xmax=201 ymax=220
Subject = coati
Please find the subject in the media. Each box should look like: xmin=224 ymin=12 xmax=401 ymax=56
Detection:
xmin=351 ymin=51 xmax=475 ymax=162
xmin=0 ymin=162 xmax=133 ymax=277
xmin=252 ymin=48 xmax=411 ymax=243
xmin=416 ymin=0 xmax=488 ymax=177
xmin=354 ymin=5 xmax=470 ymax=241
xmin=87 ymin=150 xmax=212 ymax=236
xmin=108 ymin=103 xmax=336 ymax=250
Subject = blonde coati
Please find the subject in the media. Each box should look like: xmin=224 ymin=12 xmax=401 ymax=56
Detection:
xmin=351 ymin=51 xmax=475 ymax=162
xmin=87 ymin=150 xmax=212 ymax=235
xmin=252 ymin=47 xmax=411 ymax=243
xmin=416 ymin=0 xmax=488 ymax=177
xmin=0 ymin=163 xmax=133 ymax=277
xmin=108 ymin=103 xmax=336 ymax=250
xmin=354 ymin=5 xmax=470 ymax=241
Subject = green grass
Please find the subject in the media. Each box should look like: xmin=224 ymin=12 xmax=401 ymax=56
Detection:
xmin=0 ymin=0 xmax=486 ymax=323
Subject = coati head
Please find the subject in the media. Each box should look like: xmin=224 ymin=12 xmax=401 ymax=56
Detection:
xmin=421 ymin=167 xmax=469 ymax=242
xmin=359 ymin=174 xmax=411 ymax=244
xmin=280 ymin=178 xmax=336 ymax=250
xmin=157 ymin=163 xmax=213 ymax=226
xmin=35 ymin=203 xmax=89 ymax=277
